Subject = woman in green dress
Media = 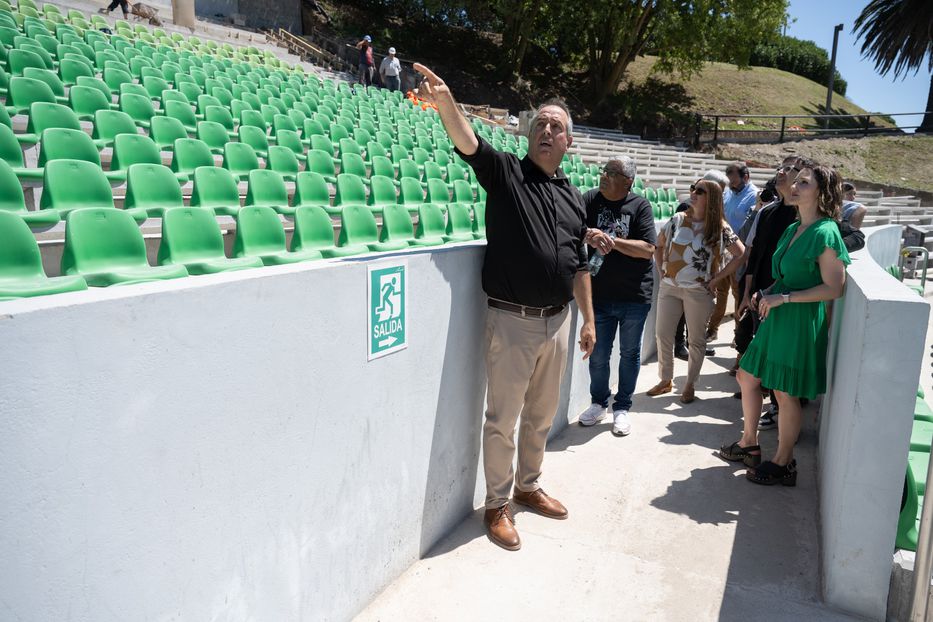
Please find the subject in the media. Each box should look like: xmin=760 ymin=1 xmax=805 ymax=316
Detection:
xmin=719 ymin=162 xmax=850 ymax=486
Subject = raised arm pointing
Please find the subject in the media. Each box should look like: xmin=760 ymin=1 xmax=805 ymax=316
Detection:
xmin=412 ymin=63 xmax=479 ymax=156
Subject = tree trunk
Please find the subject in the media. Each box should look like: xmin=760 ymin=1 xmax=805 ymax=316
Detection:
xmin=919 ymin=72 xmax=933 ymax=133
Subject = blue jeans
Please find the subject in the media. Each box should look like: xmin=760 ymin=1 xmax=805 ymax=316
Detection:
xmin=589 ymin=300 xmax=651 ymax=412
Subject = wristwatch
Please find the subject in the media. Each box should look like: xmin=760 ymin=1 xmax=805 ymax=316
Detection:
xmin=782 ymin=292 xmax=791 ymax=304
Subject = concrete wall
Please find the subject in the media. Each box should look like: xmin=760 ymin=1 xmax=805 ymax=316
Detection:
xmin=0 ymin=243 xmax=600 ymax=621
xmin=819 ymin=226 xmax=930 ymax=619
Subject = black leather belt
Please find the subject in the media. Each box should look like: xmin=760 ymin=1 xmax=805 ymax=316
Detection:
xmin=488 ymin=298 xmax=566 ymax=318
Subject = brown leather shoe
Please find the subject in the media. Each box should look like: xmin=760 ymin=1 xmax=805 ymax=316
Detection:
xmin=647 ymin=380 xmax=673 ymax=396
xmin=680 ymin=384 xmax=696 ymax=404
xmin=513 ymin=488 xmax=568 ymax=520
xmin=484 ymin=504 xmax=521 ymax=551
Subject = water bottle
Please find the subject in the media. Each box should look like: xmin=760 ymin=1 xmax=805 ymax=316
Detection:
xmin=588 ymin=231 xmax=615 ymax=276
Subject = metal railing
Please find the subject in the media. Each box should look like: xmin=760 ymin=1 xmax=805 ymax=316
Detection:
xmin=693 ymin=111 xmax=930 ymax=146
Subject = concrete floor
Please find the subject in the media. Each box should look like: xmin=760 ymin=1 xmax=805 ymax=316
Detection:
xmin=356 ymin=318 xmax=865 ymax=622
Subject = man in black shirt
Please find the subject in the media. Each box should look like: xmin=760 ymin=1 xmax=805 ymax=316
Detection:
xmin=577 ymin=156 xmax=656 ymax=437
xmin=414 ymin=63 xmax=595 ymax=552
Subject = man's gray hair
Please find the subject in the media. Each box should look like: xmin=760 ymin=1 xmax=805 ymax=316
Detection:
xmin=702 ymin=169 xmax=729 ymax=189
xmin=530 ymin=97 xmax=573 ymax=137
xmin=607 ymin=155 xmax=637 ymax=179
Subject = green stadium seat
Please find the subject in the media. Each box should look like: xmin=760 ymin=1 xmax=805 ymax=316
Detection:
xmin=244 ymin=168 xmax=289 ymax=213
xmin=376 ymin=203 xmax=417 ymax=249
xmin=163 ymin=99 xmax=197 ymax=133
xmin=69 ymin=84 xmax=117 ymax=121
xmin=120 ymin=92 xmax=159 ymax=129
xmin=222 ymin=141 xmax=259 ymax=182
xmin=910 ymin=420 xmax=933 ymax=453
xmin=108 ymin=133 xmax=185 ymax=182
xmin=5 ymin=75 xmax=56 ymax=117
xmin=916 ymin=397 xmax=933 ymax=423
xmin=370 ymin=155 xmax=396 ymax=181
xmin=233 ymin=205 xmax=321 ymax=265
xmin=22 ymin=67 xmax=68 ymax=101
xmin=452 ymin=179 xmax=474 ymax=204
xmin=274 ymin=129 xmax=306 ymax=162
xmin=444 ymin=202 xmax=475 ymax=243
xmin=103 ymin=66 xmax=134 ymax=94
xmin=8 ymin=48 xmax=46 ymax=76
xmin=196 ymin=120 xmax=230 ymax=155
xmin=398 ymin=176 xmax=424 ymax=210
xmin=340 ymin=150 xmax=369 ymax=180
xmin=398 ymin=158 xmax=421 ymax=181
xmin=61 ymin=208 xmax=189 ymax=286
xmin=412 ymin=203 xmax=446 ymax=247
xmin=149 ymin=114 xmax=187 ymax=151
xmin=333 ymin=172 xmax=368 ymax=214
xmin=0 ymin=159 xmax=59 ymax=226
xmin=266 ymin=144 xmax=300 ymax=182
xmin=35 ymin=127 xmax=101 ymax=178
xmin=238 ymin=123 xmax=270 ymax=160
xmin=291 ymin=171 xmax=330 ymax=214
xmin=306 ymin=147 xmax=337 ymax=184
xmin=123 ymin=163 xmax=185 ymax=218
xmin=290 ymin=204 xmax=346 ymax=257
xmin=0 ymin=123 xmax=40 ymax=181
xmin=119 ymin=81 xmax=149 ymax=100
xmin=20 ymin=101 xmax=81 ymax=146
xmin=367 ymin=174 xmax=399 ymax=214
xmin=142 ymin=75 xmax=170 ymax=99
xmin=909 ymin=451 xmax=929 ymax=496
xmin=91 ymin=109 xmax=139 ymax=149
xmin=897 ymin=466 xmax=920 ymax=551
xmin=426 ymin=178 xmax=451 ymax=204
xmin=40 ymin=158 xmax=145 ymax=222
xmin=0 ymin=206 xmax=86 ymax=297
xmin=190 ymin=165 xmax=241 ymax=216
xmin=170 ymin=137 xmax=214 ymax=178
xmin=204 ymin=104 xmax=235 ymax=135
xmin=157 ymin=207 xmax=262 ymax=274
xmin=337 ymin=204 xmax=407 ymax=254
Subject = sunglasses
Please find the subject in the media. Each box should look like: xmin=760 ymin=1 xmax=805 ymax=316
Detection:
xmin=601 ymin=167 xmax=627 ymax=179
xmin=689 ymin=184 xmax=706 ymax=196
xmin=776 ymin=164 xmax=801 ymax=174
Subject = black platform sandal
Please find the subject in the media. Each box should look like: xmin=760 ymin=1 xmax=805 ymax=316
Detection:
xmin=746 ymin=460 xmax=797 ymax=487
xmin=718 ymin=441 xmax=761 ymax=467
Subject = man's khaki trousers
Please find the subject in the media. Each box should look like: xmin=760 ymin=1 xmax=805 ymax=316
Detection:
xmin=482 ymin=305 xmax=571 ymax=510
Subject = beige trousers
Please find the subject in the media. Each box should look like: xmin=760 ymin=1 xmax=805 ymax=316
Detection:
xmin=655 ymin=281 xmax=715 ymax=386
xmin=483 ymin=305 xmax=571 ymax=509
xmin=706 ymin=275 xmax=737 ymax=335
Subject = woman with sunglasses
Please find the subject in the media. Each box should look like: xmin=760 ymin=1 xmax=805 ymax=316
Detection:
xmin=648 ymin=180 xmax=745 ymax=403
xmin=720 ymin=162 xmax=850 ymax=486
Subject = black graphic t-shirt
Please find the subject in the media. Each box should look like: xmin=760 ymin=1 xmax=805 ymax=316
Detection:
xmin=583 ymin=189 xmax=657 ymax=304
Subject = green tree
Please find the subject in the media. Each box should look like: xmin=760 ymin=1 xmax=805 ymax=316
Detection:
xmin=546 ymin=0 xmax=787 ymax=106
xmin=853 ymin=0 xmax=933 ymax=132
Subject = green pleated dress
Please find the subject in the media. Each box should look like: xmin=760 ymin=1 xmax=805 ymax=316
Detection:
xmin=739 ymin=218 xmax=850 ymax=399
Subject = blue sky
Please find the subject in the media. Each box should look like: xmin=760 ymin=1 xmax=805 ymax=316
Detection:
xmin=785 ymin=0 xmax=929 ymax=130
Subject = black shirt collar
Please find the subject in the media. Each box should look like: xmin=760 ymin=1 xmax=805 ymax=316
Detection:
xmin=520 ymin=155 xmax=568 ymax=182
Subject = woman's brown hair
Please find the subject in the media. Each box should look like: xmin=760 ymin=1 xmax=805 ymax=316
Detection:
xmin=807 ymin=163 xmax=843 ymax=220
xmin=689 ymin=179 xmax=725 ymax=249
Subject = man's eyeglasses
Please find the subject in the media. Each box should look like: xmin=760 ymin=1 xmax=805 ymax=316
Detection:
xmin=689 ymin=184 xmax=707 ymax=196
xmin=776 ymin=164 xmax=800 ymax=174
xmin=601 ymin=167 xmax=627 ymax=179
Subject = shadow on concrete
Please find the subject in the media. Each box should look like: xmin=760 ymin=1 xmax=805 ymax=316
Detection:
xmin=417 ymin=250 xmax=486 ymax=558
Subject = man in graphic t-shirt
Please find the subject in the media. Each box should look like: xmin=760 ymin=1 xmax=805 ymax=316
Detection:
xmin=578 ymin=156 xmax=657 ymax=437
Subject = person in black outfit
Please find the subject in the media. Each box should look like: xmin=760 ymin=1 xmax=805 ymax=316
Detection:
xmin=577 ymin=156 xmax=656 ymax=437
xmin=99 ymin=0 xmax=130 ymax=18
xmin=735 ymin=156 xmax=803 ymax=426
xmin=414 ymin=63 xmax=595 ymax=552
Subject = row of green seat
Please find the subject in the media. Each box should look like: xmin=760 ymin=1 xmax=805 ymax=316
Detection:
xmin=896 ymin=388 xmax=932 ymax=551
xmin=0 ymin=155 xmax=487 ymax=223
xmin=0 ymin=199 xmax=484 ymax=298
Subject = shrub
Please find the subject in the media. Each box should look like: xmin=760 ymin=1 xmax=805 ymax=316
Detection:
xmin=750 ymin=36 xmax=847 ymax=96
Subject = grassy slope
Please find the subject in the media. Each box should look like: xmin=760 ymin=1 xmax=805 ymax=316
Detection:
xmin=623 ymin=56 xmax=894 ymax=130
xmin=716 ymin=134 xmax=933 ymax=193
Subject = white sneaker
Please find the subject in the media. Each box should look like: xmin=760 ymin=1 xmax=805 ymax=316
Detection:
xmin=612 ymin=410 xmax=632 ymax=436
xmin=578 ymin=403 xmax=607 ymax=426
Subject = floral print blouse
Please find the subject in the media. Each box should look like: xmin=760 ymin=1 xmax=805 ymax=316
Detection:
xmin=661 ymin=212 xmax=738 ymax=289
